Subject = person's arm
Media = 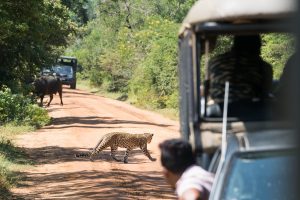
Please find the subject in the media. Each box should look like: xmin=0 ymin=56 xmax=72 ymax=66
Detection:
xmin=179 ymin=188 xmax=202 ymax=200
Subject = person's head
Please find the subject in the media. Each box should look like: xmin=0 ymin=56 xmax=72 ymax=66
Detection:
xmin=159 ymin=139 xmax=196 ymax=188
xmin=232 ymin=34 xmax=262 ymax=55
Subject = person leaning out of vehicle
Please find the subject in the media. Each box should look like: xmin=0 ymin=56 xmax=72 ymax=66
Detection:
xmin=159 ymin=139 xmax=214 ymax=200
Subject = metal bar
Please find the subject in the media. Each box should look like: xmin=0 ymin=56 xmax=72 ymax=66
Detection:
xmin=195 ymin=20 xmax=293 ymax=35
xmin=192 ymin=32 xmax=204 ymax=166
xmin=178 ymin=32 xmax=192 ymax=141
xmin=221 ymin=82 xmax=230 ymax=162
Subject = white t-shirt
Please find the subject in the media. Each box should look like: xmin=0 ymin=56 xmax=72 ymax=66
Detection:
xmin=176 ymin=165 xmax=215 ymax=199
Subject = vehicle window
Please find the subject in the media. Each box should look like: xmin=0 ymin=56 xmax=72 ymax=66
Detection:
xmin=221 ymin=150 xmax=297 ymax=200
xmin=52 ymin=65 xmax=73 ymax=75
xmin=202 ymin=34 xmax=294 ymax=81
xmin=41 ymin=68 xmax=52 ymax=75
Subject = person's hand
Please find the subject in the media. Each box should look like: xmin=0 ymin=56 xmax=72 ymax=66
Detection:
xmin=150 ymin=157 xmax=157 ymax=161
xmin=180 ymin=188 xmax=202 ymax=200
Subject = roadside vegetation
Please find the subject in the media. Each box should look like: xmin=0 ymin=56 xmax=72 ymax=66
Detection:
xmin=67 ymin=0 xmax=294 ymax=115
xmin=0 ymin=125 xmax=35 ymax=198
xmin=0 ymin=0 xmax=82 ymax=197
xmin=0 ymin=87 xmax=50 ymax=198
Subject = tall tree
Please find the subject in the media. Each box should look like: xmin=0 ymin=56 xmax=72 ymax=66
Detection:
xmin=61 ymin=0 xmax=90 ymax=25
xmin=0 ymin=0 xmax=76 ymax=88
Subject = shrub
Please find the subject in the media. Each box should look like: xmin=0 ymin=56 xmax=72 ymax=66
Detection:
xmin=261 ymin=33 xmax=295 ymax=79
xmin=0 ymin=86 xmax=50 ymax=127
xmin=24 ymin=104 xmax=50 ymax=128
xmin=129 ymin=17 xmax=179 ymax=109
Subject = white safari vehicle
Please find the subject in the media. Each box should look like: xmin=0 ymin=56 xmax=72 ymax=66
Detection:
xmin=178 ymin=0 xmax=298 ymax=199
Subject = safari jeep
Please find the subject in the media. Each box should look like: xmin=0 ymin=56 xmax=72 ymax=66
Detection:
xmin=177 ymin=0 xmax=298 ymax=199
xmin=54 ymin=56 xmax=78 ymax=89
xmin=41 ymin=56 xmax=79 ymax=89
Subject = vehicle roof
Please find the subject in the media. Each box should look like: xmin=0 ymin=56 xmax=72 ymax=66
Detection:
xmin=179 ymin=0 xmax=296 ymax=36
xmin=59 ymin=56 xmax=77 ymax=60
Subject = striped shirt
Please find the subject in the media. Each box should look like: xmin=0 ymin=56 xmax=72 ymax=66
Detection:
xmin=208 ymin=51 xmax=273 ymax=103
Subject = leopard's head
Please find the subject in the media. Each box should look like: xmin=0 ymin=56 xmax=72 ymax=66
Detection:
xmin=144 ymin=133 xmax=154 ymax=143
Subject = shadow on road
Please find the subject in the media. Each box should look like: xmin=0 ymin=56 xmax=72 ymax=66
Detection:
xmin=62 ymin=89 xmax=97 ymax=96
xmin=15 ymin=169 xmax=175 ymax=199
xmin=22 ymin=146 xmax=156 ymax=165
xmin=43 ymin=116 xmax=171 ymax=129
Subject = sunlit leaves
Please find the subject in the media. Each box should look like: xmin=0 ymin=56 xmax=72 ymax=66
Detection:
xmin=0 ymin=0 xmax=76 ymax=88
xmin=261 ymin=33 xmax=295 ymax=79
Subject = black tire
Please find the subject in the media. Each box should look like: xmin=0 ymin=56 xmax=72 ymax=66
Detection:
xmin=70 ymin=82 xmax=76 ymax=89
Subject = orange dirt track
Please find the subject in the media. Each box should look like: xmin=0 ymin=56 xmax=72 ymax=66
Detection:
xmin=12 ymin=87 xmax=180 ymax=199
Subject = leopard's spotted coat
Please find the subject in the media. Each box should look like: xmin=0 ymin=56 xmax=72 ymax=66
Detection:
xmin=75 ymin=132 xmax=156 ymax=163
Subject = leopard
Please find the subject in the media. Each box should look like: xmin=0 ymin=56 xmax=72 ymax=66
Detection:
xmin=75 ymin=132 xmax=156 ymax=163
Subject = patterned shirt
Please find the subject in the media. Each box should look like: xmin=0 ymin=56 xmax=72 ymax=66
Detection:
xmin=208 ymin=51 xmax=273 ymax=103
xmin=176 ymin=165 xmax=215 ymax=200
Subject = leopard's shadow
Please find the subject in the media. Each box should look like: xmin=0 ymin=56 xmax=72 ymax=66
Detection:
xmin=90 ymin=149 xmax=155 ymax=164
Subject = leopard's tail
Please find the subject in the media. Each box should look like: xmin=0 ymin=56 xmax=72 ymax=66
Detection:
xmin=75 ymin=152 xmax=91 ymax=158
xmin=75 ymin=136 xmax=105 ymax=159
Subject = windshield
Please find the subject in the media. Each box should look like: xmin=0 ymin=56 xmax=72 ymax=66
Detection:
xmin=52 ymin=65 xmax=73 ymax=75
xmin=221 ymin=150 xmax=297 ymax=200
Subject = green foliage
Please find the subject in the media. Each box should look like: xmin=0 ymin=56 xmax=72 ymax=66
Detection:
xmin=25 ymin=104 xmax=50 ymax=128
xmin=68 ymin=11 xmax=181 ymax=109
xmin=0 ymin=86 xmax=50 ymax=127
xmin=67 ymin=1 xmax=189 ymax=110
xmin=129 ymin=18 xmax=179 ymax=109
xmin=0 ymin=0 xmax=76 ymax=88
xmin=261 ymin=33 xmax=295 ymax=79
xmin=68 ymin=0 xmax=294 ymax=113
xmin=61 ymin=0 xmax=90 ymax=25
xmin=149 ymin=0 xmax=197 ymax=23
xmin=0 ymin=86 xmax=45 ymax=196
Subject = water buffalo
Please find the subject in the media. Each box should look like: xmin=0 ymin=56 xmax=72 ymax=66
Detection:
xmin=33 ymin=76 xmax=63 ymax=106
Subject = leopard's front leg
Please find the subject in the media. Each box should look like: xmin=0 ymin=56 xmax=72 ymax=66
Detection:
xmin=141 ymin=144 xmax=156 ymax=162
xmin=123 ymin=148 xmax=132 ymax=163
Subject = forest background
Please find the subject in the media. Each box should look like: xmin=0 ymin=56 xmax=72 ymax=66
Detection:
xmin=65 ymin=0 xmax=294 ymax=113
xmin=0 ymin=0 xmax=294 ymax=117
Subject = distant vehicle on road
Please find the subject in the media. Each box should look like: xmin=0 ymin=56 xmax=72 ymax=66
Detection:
xmin=55 ymin=56 xmax=78 ymax=89
xmin=41 ymin=56 xmax=79 ymax=89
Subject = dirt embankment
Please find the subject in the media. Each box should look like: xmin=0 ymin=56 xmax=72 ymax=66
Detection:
xmin=12 ymin=87 xmax=180 ymax=199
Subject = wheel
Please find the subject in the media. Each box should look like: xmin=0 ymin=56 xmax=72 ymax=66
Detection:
xmin=70 ymin=81 xmax=76 ymax=89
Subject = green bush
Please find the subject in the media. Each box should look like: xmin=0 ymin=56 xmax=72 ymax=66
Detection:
xmin=129 ymin=17 xmax=179 ymax=109
xmin=261 ymin=33 xmax=295 ymax=79
xmin=89 ymin=67 xmax=105 ymax=87
xmin=65 ymin=1 xmax=294 ymax=118
xmin=0 ymin=86 xmax=50 ymax=127
xmin=24 ymin=104 xmax=50 ymax=128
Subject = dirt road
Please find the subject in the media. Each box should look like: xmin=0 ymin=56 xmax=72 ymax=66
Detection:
xmin=12 ymin=87 xmax=180 ymax=199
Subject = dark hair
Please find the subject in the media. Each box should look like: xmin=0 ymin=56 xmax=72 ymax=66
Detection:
xmin=232 ymin=35 xmax=262 ymax=55
xmin=159 ymin=139 xmax=196 ymax=174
